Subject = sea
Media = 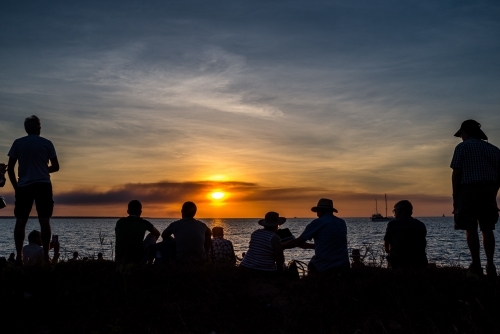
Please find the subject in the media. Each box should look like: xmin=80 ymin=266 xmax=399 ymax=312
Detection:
xmin=0 ymin=217 xmax=498 ymax=267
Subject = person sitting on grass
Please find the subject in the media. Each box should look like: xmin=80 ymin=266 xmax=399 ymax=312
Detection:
xmin=22 ymin=230 xmax=60 ymax=265
xmin=350 ymin=249 xmax=365 ymax=268
xmin=240 ymin=212 xmax=286 ymax=276
xmin=97 ymin=252 xmax=103 ymax=261
xmin=69 ymin=251 xmax=78 ymax=261
xmin=384 ymin=200 xmax=428 ymax=269
xmin=209 ymin=226 xmax=236 ymax=265
xmin=282 ymin=198 xmax=349 ymax=275
xmin=115 ymin=200 xmax=161 ymax=263
xmin=161 ymin=202 xmax=211 ymax=264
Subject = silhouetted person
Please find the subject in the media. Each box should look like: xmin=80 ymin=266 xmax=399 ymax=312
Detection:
xmin=240 ymin=212 xmax=286 ymax=275
xmin=97 ymin=252 xmax=103 ymax=261
xmin=209 ymin=226 xmax=236 ymax=265
xmin=115 ymin=200 xmax=160 ymax=263
xmin=451 ymin=120 xmax=500 ymax=277
xmin=384 ymin=200 xmax=428 ymax=269
xmin=7 ymin=116 xmax=60 ymax=264
xmin=0 ymin=163 xmax=6 ymax=188
xmin=70 ymin=252 xmax=78 ymax=261
xmin=22 ymin=230 xmax=60 ymax=265
xmin=283 ymin=198 xmax=349 ymax=275
xmin=161 ymin=202 xmax=211 ymax=264
xmin=350 ymin=249 xmax=365 ymax=268
xmin=8 ymin=253 xmax=15 ymax=263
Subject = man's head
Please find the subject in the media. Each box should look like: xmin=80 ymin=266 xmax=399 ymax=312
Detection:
xmin=127 ymin=200 xmax=142 ymax=216
xmin=311 ymin=198 xmax=338 ymax=217
xmin=181 ymin=201 xmax=197 ymax=218
xmin=454 ymin=119 xmax=488 ymax=141
xmin=212 ymin=226 xmax=224 ymax=237
xmin=24 ymin=115 xmax=41 ymax=135
xmin=28 ymin=230 xmax=42 ymax=245
xmin=393 ymin=200 xmax=413 ymax=219
xmin=73 ymin=251 xmax=78 ymax=259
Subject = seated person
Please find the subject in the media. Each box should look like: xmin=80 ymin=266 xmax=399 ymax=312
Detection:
xmin=350 ymin=249 xmax=365 ymax=268
xmin=209 ymin=226 xmax=236 ymax=265
xmin=161 ymin=202 xmax=211 ymax=263
xmin=8 ymin=253 xmax=15 ymax=263
xmin=69 ymin=251 xmax=78 ymax=261
xmin=240 ymin=212 xmax=286 ymax=275
xmin=115 ymin=200 xmax=160 ymax=263
xmin=384 ymin=200 xmax=428 ymax=269
xmin=22 ymin=230 xmax=59 ymax=265
xmin=282 ymin=198 xmax=349 ymax=275
xmin=97 ymin=252 xmax=104 ymax=261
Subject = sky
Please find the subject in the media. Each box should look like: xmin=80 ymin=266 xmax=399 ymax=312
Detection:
xmin=0 ymin=1 xmax=499 ymax=218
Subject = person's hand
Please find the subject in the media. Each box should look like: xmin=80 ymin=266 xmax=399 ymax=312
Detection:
xmin=53 ymin=241 xmax=60 ymax=254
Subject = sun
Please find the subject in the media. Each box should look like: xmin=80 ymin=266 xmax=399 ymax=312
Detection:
xmin=210 ymin=191 xmax=225 ymax=200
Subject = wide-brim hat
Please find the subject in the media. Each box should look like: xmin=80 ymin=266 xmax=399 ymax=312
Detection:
xmin=454 ymin=119 xmax=488 ymax=140
xmin=311 ymin=198 xmax=338 ymax=213
xmin=258 ymin=211 xmax=286 ymax=227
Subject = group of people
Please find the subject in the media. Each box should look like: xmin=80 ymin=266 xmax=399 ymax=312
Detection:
xmin=1 ymin=116 xmax=499 ymax=278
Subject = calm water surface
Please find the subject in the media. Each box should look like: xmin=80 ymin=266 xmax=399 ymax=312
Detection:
xmin=0 ymin=217 xmax=498 ymax=267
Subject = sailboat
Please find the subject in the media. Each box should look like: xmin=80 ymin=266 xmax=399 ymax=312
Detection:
xmin=370 ymin=193 xmax=392 ymax=222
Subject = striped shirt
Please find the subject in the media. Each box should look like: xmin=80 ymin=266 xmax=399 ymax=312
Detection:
xmin=240 ymin=229 xmax=278 ymax=271
xmin=450 ymin=138 xmax=500 ymax=184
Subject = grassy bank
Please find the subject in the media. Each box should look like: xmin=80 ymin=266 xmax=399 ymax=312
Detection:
xmin=1 ymin=262 xmax=499 ymax=333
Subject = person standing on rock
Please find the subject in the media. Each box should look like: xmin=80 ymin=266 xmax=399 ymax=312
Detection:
xmin=7 ymin=116 xmax=60 ymax=264
xmin=451 ymin=119 xmax=500 ymax=277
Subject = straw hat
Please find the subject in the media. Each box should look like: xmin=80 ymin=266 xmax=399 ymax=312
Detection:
xmin=311 ymin=198 xmax=338 ymax=213
xmin=258 ymin=211 xmax=286 ymax=227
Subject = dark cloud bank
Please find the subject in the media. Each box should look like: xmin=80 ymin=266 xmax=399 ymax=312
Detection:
xmin=42 ymin=181 xmax=450 ymax=206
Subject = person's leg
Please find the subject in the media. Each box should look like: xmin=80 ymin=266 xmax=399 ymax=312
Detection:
xmin=39 ymin=218 xmax=52 ymax=262
xmin=482 ymin=230 xmax=495 ymax=265
xmin=14 ymin=219 xmax=28 ymax=261
xmin=466 ymin=229 xmax=481 ymax=265
xmin=35 ymin=183 xmax=54 ymax=262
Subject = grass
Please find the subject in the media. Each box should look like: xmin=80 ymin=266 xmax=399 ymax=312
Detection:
xmin=1 ymin=262 xmax=499 ymax=333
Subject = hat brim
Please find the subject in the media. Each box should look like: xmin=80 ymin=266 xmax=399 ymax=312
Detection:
xmin=258 ymin=217 xmax=286 ymax=227
xmin=311 ymin=206 xmax=338 ymax=213
xmin=454 ymin=128 xmax=488 ymax=140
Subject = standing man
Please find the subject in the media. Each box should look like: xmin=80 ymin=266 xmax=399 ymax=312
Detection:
xmin=7 ymin=116 xmax=60 ymax=264
xmin=282 ymin=198 xmax=349 ymax=275
xmin=451 ymin=119 xmax=500 ymax=277
xmin=161 ymin=201 xmax=212 ymax=264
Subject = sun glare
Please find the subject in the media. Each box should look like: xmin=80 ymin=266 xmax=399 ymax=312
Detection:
xmin=210 ymin=191 xmax=225 ymax=200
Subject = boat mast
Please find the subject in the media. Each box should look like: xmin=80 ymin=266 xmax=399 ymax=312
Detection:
xmin=375 ymin=199 xmax=378 ymax=214
xmin=385 ymin=193 xmax=388 ymax=218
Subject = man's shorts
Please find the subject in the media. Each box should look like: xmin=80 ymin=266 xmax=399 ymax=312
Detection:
xmin=14 ymin=182 xmax=54 ymax=219
xmin=454 ymin=182 xmax=499 ymax=231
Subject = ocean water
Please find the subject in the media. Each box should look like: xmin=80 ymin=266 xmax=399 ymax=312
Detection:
xmin=0 ymin=217 xmax=498 ymax=267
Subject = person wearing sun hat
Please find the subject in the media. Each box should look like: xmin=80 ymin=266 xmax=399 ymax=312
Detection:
xmin=451 ymin=119 xmax=500 ymax=278
xmin=282 ymin=198 xmax=349 ymax=274
xmin=240 ymin=211 xmax=286 ymax=275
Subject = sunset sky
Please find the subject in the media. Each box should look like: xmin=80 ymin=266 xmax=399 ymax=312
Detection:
xmin=1 ymin=1 xmax=499 ymax=218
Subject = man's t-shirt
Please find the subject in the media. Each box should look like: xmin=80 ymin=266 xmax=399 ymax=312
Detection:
xmin=450 ymin=138 xmax=500 ymax=184
xmin=384 ymin=217 xmax=428 ymax=268
xmin=8 ymin=135 xmax=57 ymax=187
xmin=299 ymin=213 xmax=349 ymax=271
xmin=163 ymin=218 xmax=210 ymax=262
xmin=22 ymin=242 xmax=44 ymax=265
xmin=115 ymin=216 xmax=154 ymax=263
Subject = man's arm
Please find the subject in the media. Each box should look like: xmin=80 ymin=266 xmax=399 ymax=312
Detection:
xmin=204 ymin=228 xmax=212 ymax=255
xmin=282 ymin=236 xmax=311 ymax=249
xmin=161 ymin=225 xmax=173 ymax=240
xmin=7 ymin=157 xmax=17 ymax=190
xmin=271 ymin=235 xmax=285 ymax=272
xmin=452 ymin=168 xmax=463 ymax=212
xmin=48 ymin=156 xmax=59 ymax=173
xmin=146 ymin=225 xmax=161 ymax=239
xmin=384 ymin=240 xmax=390 ymax=254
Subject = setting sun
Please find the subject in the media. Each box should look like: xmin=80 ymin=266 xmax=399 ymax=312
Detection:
xmin=210 ymin=191 xmax=225 ymax=200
